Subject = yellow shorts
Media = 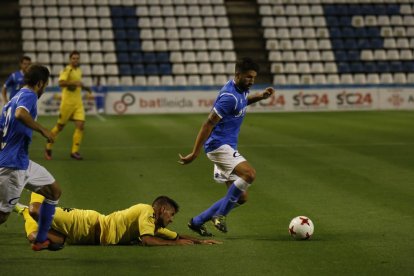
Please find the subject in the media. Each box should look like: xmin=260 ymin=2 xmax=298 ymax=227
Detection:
xmin=57 ymin=102 xmax=85 ymax=125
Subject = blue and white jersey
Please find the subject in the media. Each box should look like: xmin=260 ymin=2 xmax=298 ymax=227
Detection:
xmin=0 ymin=88 xmax=37 ymax=170
xmin=3 ymin=70 xmax=25 ymax=100
xmin=204 ymin=80 xmax=249 ymax=153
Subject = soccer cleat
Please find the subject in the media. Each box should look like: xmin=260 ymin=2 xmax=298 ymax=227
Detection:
xmin=187 ymin=219 xmax=213 ymax=237
xmin=211 ymin=215 xmax=228 ymax=233
xmin=44 ymin=149 xmax=52 ymax=160
xmin=13 ymin=203 xmax=28 ymax=215
xmin=70 ymin=152 xmax=83 ymax=160
xmin=31 ymin=239 xmax=51 ymax=251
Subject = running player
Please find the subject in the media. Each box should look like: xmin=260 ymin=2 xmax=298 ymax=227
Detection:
xmin=45 ymin=51 xmax=91 ymax=161
xmin=1 ymin=56 xmax=32 ymax=104
xmin=179 ymin=57 xmax=275 ymax=235
xmin=0 ymin=64 xmax=62 ymax=251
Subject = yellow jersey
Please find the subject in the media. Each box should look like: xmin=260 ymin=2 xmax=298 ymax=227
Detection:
xmin=59 ymin=65 xmax=83 ymax=105
xmin=99 ymin=204 xmax=178 ymax=245
xmin=51 ymin=207 xmax=104 ymax=245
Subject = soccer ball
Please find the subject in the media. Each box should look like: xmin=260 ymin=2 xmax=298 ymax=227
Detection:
xmin=288 ymin=216 xmax=314 ymax=240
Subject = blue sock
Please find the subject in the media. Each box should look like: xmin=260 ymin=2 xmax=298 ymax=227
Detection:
xmin=215 ymin=183 xmax=242 ymax=216
xmin=35 ymin=201 xmax=56 ymax=242
xmin=192 ymin=198 xmax=224 ymax=226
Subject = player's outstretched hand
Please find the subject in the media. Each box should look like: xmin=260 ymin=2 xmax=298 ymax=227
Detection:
xmin=262 ymin=87 xmax=275 ymax=99
xmin=178 ymin=153 xmax=197 ymax=165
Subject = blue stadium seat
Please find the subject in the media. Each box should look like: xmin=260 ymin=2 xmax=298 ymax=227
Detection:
xmin=339 ymin=17 xmax=352 ymax=27
xmin=112 ymin=18 xmax=124 ymax=29
xmin=364 ymin=62 xmax=377 ymax=73
xmin=143 ymin=52 xmax=156 ymax=63
xmin=117 ymin=52 xmax=129 ymax=63
xmin=373 ymin=4 xmax=387 ymax=15
xmin=132 ymin=64 xmax=145 ymax=75
xmin=386 ymin=4 xmax=400 ymax=15
xmin=335 ymin=51 xmax=348 ymax=61
xmin=119 ymin=64 xmax=131 ymax=75
xmin=370 ymin=38 xmax=383 ymax=49
xmin=125 ymin=18 xmax=137 ymax=28
xmin=130 ymin=52 xmax=143 ymax=63
xmin=128 ymin=41 xmax=141 ymax=51
xmin=332 ymin=39 xmax=345 ymax=49
xmin=348 ymin=50 xmax=360 ymax=61
xmin=360 ymin=4 xmax=374 ymax=15
xmin=329 ymin=28 xmax=341 ymax=38
xmin=357 ymin=38 xmax=370 ymax=48
xmin=122 ymin=7 xmax=136 ymax=17
xmin=366 ymin=27 xmax=381 ymax=38
xmin=114 ymin=30 xmax=126 ymax=40
xmin=110 ymin=6 xmax=123 ymax=17
xmin=344 ymin=39 xmax=358 ymax=49
xmin=115 ymin=41 xmax=128 ymax=52
xmin=402 ymin=62 xmax=414 ymax=72
xmin=350 ymin=62 xmax=364 ymax=73
xmin=159 ymin=63 xmax=172 ymax=75
xmin=326 ymin=17 xmax=339 ymax=27
xmin=390 ymin=61 xmax=403 ymax=72
xmin=377 ymin=62 xmax=390 ymax=73
xmin=337 ymin=62 xmax=351 ymax=73
xmin=342 ymin=27 xmax=355 ymax=38
xmin=156 ymin=52 xmax=170 ymax=63
xmin=355 ymin=28 xmax=367 ymax=38
xmin=145 ymin=64 xmax=159 ymax=75
xmin=127 ymin=29 xmax=140 ymax=40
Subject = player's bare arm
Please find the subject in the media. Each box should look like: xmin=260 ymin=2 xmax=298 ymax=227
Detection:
xmin=178 ymin=235 xmax=222 ymax=245
xmin=178 ymin=110 xmax=221 ymax=165
xmin=140 ymin=235 xmax=194 ymax=246
xmin=58 ymin=80 xmax=82 ymax=88
xmin=15 ymin=107 xmax=54 ymax=143
xmin=247 ymin=87 xmax=275 ymax=105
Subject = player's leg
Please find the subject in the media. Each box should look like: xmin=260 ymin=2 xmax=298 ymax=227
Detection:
xmin=70 ymin=104 xmax=85 ymax=160
xmin=45 ymin=107 xmax=69 ymax=160
xmin=24 ymin=161 xmax=61 ymax=251
xmin=0 ymin=168 xmax=25 ymax=224
xmin=71 ymin=120 xmax=84 ymax=160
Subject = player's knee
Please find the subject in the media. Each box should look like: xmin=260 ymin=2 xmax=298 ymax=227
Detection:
xmin=244 ymin=168 xmax=256 ymax=183
xmin=0 ymin=212 xmax=10 ymax=224
xmin=29 ymin=203 xmax=40 ymax=220
xmin=48 ymin=183 xmax=62 ymax=201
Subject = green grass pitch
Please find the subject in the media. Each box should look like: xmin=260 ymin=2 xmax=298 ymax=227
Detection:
xmin=1 ymin=111 xmax=413 ymax=275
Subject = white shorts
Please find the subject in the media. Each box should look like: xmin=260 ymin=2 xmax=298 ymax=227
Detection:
xmin=206 ymin=144 xmax=246 ymax=183
xmin=0 ymin=160 xmax=55 ymax=213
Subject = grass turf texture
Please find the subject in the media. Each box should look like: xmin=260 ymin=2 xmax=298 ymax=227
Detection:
xmin=1 ymin=111 xmax=413 ymax=275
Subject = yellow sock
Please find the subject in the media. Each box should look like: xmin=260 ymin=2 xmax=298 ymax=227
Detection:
xmin=22 ymin=209 xmax=38 ymax=239
xmin=46 ymin=126 xmax=60 ymax=150
xmin=72 ymin=128 xmax=83 ymax=153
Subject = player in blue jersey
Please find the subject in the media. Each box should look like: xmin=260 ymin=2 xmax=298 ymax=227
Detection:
xmin=1 ymin=56 xmax=32 ymax=104
xmin=0 ymin=64 xmax=62 ymax=251
xmin=179 ymin=57 xmax=275 ymax=235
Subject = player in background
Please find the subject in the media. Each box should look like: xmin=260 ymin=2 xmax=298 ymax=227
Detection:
xmin=1 ymin=56 xmax=32 ymax=104
xmin=0 ymin=64 xmax=62 ymax=251
xmin=15 ymin=192 xmax=221 ymax=249
xmin=45 ymin=51 xmax=91 ymax=161
xmin=179 ymin=57 xmax=275 ymax=236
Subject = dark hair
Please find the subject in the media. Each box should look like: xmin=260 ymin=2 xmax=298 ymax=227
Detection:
xmin=235 ymin=57 xmax=260 ymax=74
xmin=69 ymin=50 xmax=80 ymax=58
xmin=20 ymin=56 xmax=31 ymax=63
xmin=152 ymin=196 xmax=180 ymax=212
xmin=24 ymin=64 xmax=50 ymax=87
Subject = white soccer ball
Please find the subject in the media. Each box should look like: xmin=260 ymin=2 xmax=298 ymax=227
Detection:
xmin=288 ymin=216 xmax=314 ymax=240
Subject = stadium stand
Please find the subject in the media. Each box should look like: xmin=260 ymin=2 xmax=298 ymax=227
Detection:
xmin=11 ymin=0 xmax=414 ymax=86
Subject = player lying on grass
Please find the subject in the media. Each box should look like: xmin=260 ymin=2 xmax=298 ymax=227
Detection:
xmin=15 ymin=192 xmax=221 ymax=250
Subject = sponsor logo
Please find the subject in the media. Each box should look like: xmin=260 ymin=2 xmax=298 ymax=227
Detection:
xmin=293 ymin=92 xmax=329 ymax=108
xmin=337 ymin=91 xmax=373 ymax=108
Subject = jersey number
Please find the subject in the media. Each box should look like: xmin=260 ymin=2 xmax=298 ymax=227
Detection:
xmin=0 ymin=107 xmax=12 ymax=150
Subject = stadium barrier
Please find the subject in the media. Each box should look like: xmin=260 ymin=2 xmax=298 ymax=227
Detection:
xmin=37 ymin=85 xmax=414 ymax=115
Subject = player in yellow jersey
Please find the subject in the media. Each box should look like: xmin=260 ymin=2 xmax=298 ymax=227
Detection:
xmin=15 ymin=192 xmax=221 ymax=250
xmin=45 ymin=51 xmax=92 ymax=161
